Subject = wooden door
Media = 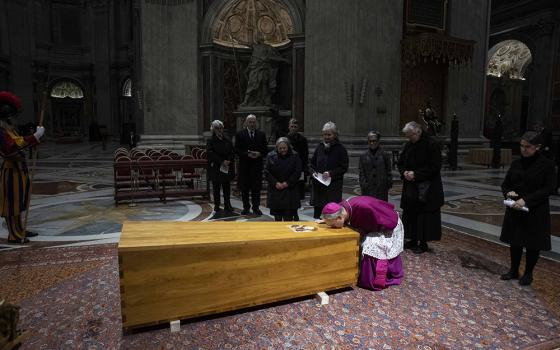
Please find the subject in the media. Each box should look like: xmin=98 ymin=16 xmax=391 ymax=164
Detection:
xmin=400 ymin=61 xmax=446 ymax=130
xmin=51 ymin=98 xmax=84 ymax=136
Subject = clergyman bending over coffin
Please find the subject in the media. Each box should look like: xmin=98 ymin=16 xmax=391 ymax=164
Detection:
xmin=321 ymin=196 xmax=404 ymax=291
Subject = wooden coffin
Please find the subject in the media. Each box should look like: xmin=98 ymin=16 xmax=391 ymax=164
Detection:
xmin=118 ymin=221 xmax=359 ymax=331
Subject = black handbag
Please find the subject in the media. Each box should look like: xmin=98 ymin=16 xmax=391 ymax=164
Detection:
xmin=416 ymin=181 xmax=431 ymax=203
xmin=404 ymin=181 xmax=431 ymax=203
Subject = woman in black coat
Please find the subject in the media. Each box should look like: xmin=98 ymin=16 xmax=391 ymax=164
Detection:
xmin=309 ymin=122 xmax=349 ymax=219
xmin=265 ymin=137 xmax=302 ymax=221
xmin=500 ymin=131 xmax=556 ymax=286
xmin=398 ymin=121 xmax=444 ymax=254
xmin=359 ymin=130 xmax=393 ymax=201
xmin=206 ymin=120 xmax=235 ymax=213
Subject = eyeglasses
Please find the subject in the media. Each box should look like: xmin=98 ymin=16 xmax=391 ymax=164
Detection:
xmin=368 ymin=139 xmax=379 ymax=144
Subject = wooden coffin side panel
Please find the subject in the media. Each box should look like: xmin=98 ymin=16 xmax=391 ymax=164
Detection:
xmin=119 ymin=236 xmax=358 ymax=329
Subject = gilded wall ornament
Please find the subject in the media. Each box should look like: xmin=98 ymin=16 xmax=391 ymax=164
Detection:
xmin=487 ymin=40 xmax=532 ymax=80
xmin=212 ymin=0 xmax=294 ymax=48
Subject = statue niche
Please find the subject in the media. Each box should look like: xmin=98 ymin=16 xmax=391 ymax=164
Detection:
xmin=240 ymin=32 xmax=289 ymax=108
xmin=211 ymin=0 xmax=294 ymax=109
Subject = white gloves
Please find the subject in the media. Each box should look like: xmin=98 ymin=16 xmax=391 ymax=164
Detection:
xmin=34 ymin=126 xmax=45 ymax=140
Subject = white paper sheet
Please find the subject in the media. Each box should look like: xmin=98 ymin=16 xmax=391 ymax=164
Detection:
xmin=312 ymin=172 xmax=331 ymax=186
xmin=503 ymin=198 xmax=529 ymax=212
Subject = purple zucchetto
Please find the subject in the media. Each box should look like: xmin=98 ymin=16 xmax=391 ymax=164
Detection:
xmin=321 ymin=202 xmax=344 ymax=219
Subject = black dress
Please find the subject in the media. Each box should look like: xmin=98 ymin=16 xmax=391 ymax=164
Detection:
xmin=309 ymin=140 xmax=348 ymax=215
xmin=206 ymin=134 xmax=235 ymax=209
xmin=265 ymin=150 xmax=302 ymax=218
xmin=358 ymin=146 xmax=392 ymax=201
xmin=398 ymin=132 xmax=444 ymax=242
xmin=207 ymin=134 xmax=235 ymax=183
xmin=500 ymin=153 xmax=555 ymax=250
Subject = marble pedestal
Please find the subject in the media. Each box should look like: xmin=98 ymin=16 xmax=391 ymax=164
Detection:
xmin=233 ymin=107 xmax=275 ymax=143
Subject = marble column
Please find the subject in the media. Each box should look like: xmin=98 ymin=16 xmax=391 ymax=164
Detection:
xmin=446 ymin=0 xmax=491 ymax=138
xmin=138 ymin=0 xmax=201 ymax=151
xmin=528 ymin=22 xmax=558 ymax=127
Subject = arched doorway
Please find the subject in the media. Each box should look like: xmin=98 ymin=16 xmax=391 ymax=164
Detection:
xmin=49 ymin=79 xmax=85 ymax=138
xmin=485 ymin=39 xmax=532 ymax=141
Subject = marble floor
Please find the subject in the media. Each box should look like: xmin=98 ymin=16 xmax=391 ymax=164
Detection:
xmin=1 ymin=140 xmax=559 ymax=261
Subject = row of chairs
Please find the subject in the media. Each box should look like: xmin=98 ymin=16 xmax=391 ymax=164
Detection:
xmin=113 ymin=148 xmax=208 ymax=206
xmin=114 ymin=147 xmax=207 ymax=161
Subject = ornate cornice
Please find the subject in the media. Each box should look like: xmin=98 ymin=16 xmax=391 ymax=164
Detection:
xmin=401 ymin=33 xmax=475 ymax=66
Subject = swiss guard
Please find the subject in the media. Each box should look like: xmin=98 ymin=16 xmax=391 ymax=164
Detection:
xmin=0 ymin=91 xmax=45 ymax=244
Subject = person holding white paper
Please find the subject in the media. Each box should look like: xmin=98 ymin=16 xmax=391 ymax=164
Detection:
xmin=207 ymin=120 xmax=235 ymax=213
xmin=309 ymin=121 xmax=348 ymax=219
xmin=500 ymin=131 xmax=555 ymax=286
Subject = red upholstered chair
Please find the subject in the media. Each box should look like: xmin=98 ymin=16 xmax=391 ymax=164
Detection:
xmin=169 ymin=152 xmax=181 ymax=160
xmin=136 ymin=155 xmax=159 ymax=190
xmin=157 ymin=155 xmax=176 ymax=186
xmin=114 ymin=156 xmax=138 ymax=201
xmin=130 ymin=150 xmax=145 ymax=160
xmin=179 ymin=155 xmax=201 ymax=189
xmin=149 ymin=151 xmax=162 ymax=160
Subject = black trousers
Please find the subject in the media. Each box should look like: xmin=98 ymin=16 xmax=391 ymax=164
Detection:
xmin=212 ymin=180 xmax=231 ymax=209
xmin=239 ymin=165 xmax=263 ymax=210
xmin=509 ymin=245 xmax=540 ymax=275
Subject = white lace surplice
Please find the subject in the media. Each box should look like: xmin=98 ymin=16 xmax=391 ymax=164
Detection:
xmin=361 ymin=217 xmax=404 ymax=260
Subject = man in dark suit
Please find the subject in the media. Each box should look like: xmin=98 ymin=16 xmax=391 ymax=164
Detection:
xmin=235 ymin=114 xmax=268 ymax=215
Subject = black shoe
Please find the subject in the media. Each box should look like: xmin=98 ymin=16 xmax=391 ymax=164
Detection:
xmin=8 ymin=237 xmax=30 ymax=244
xmin=519 ymin=273 xmax=533 ymax=286
xmin=224 ymin=205 xmax=234 ymax=212
xmin=241 ymin=209 xmax=251 ymax=215
xmin=253 ymin=209 xmax=263 ymax=216
xmin=412 ymin=242 xmax=429 ymax=254
xmin=214 ymin=207 xmax=222 ymax=213
xmin=25 ymin=231 xmax=39 ymax=237
xmin=404 ymin=240 xmax=418 ymax=249
xmin=500 ymin=270 xmax=519 ymax=280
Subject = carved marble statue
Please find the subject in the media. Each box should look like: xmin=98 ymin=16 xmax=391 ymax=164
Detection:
xmin=240 ymin=33 xmax=289 ymax=108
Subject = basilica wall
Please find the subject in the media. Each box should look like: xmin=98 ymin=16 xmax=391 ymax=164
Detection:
xmin=445 ymin=0 xmax=491 ymax=138
xmin=304 ymin=0 xmax=403 ymax=138
xmin=139 ymin=1 xmax=199 ymax=137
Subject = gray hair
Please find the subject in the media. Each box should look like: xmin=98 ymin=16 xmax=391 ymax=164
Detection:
xmin=246 ymin=114 xmax=257 ymax=122
xmin=275 ymin=137 xmax=290 ymax=147
xmin=210 ymin=120 xmax=224 ymax=132
xmin=367 ymin=130 xmax=381 ymax=139
xmin=322 ymin=121 xmax=338 ymax=134
xmin=402 ymin=121 xmax=422 ymax=134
